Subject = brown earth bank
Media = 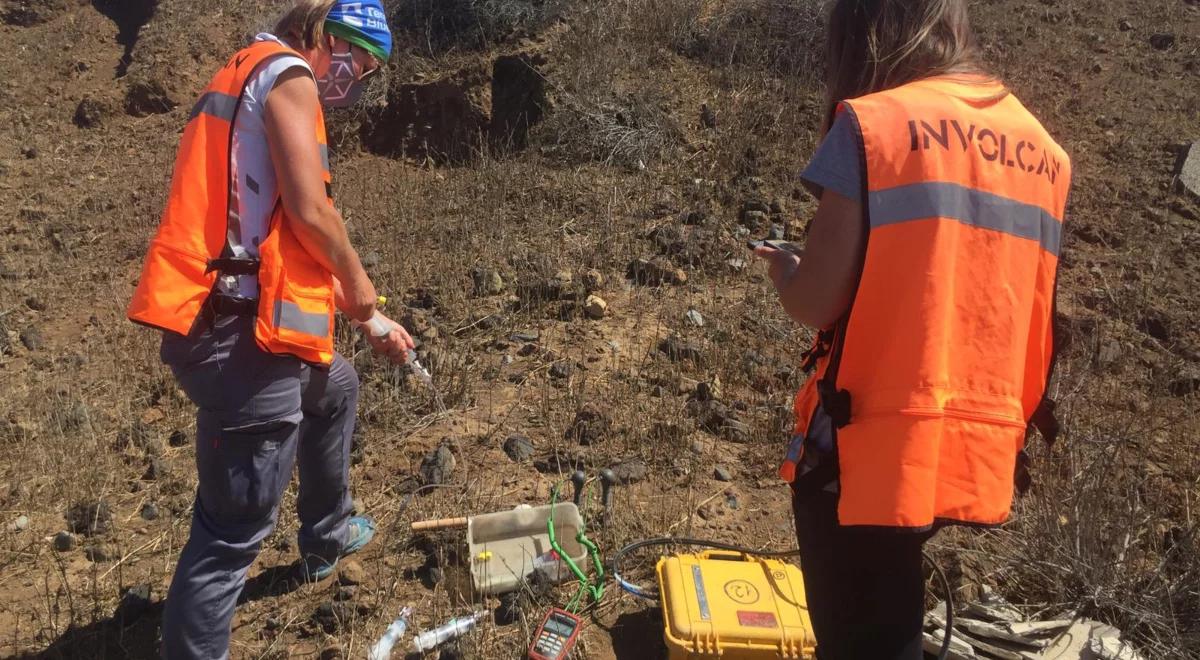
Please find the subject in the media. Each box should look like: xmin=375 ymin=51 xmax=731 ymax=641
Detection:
xmin=0 ymin=0 xmax=1197 ymax=658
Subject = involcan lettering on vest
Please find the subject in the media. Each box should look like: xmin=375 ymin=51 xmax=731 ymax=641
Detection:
xmin=907 ymin=119 xmax=1064 ymax=184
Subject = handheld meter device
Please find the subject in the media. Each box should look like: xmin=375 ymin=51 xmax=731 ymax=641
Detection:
xmin=528 ymin=608 xmax=582 ymax=660
xmin=746 ymin=239 xmax=801 ymax=254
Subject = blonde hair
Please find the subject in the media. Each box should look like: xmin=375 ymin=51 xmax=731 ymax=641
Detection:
xmin=823 ymin=0 xmax=998 ymax=132
xmin=274 ymin=0 xmax=337 ymax=50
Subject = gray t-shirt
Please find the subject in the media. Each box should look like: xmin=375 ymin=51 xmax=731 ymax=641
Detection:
xmin=800 ymin=111 xmax=862 ymax=201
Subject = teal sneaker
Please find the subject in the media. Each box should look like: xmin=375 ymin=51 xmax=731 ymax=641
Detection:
xmin=298 ymin=515 xmax=377 ymax=582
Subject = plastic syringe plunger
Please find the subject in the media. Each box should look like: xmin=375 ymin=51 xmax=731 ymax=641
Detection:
xmin=410 ymin=611 xmax=488 ymax=653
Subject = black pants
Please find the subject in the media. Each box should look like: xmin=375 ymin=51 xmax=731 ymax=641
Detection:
xmin=792 ymin=488 xmax=933 ymax=660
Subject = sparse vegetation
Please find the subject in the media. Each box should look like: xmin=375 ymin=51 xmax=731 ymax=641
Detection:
xmin=391 ymin=0 xmax=564 ymax=54
xmin=0 ymin=0 xmax=1197 ymax=658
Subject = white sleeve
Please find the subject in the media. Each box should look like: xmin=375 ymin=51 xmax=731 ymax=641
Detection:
xmin=242 ymin=55 xmax=313 ymax=118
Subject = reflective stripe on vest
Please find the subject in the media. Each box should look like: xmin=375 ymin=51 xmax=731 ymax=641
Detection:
xmin=869 ymin=182 xmax=1062 ymax=256
xmin=276 ymin=299 xmax=332 ymax=336
xmin=782 ymin=76 xmax=1071 ymax=529
xmin=190 ymin=92 xmax=239 ymax=122
xmin=127 ymin=41 xmax=337 ymax=366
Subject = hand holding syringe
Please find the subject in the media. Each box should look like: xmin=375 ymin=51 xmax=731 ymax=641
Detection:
xmin=359 ymin=298 xmax=446 ymax=413
xmin=362 ymin=311 xmax=430 ymax=382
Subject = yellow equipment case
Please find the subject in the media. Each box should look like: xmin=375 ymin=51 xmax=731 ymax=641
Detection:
xmin=656 ymin=550 xmax=816 ymax=660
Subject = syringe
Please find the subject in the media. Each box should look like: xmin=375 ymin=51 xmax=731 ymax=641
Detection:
xmin=410 ymin=610 xmax=488 ymax=653
xmin=364 ymin=313 xmax=432 ymax=381
xmin=363 ymin=311 xmax=445 ymax=413
xmin=367 ymin=606 xmax=412 ymax=660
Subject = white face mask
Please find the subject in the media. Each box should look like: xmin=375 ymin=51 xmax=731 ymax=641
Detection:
xmin=316 ymin=48 xmax=364 ymax=108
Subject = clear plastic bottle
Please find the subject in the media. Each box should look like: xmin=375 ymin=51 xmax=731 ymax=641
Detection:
xmin=367 ymin=606 xmax=412 ymax=660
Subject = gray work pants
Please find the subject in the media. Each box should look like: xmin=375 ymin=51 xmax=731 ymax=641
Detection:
xmin=159 ymin=314 xmax=357 ymax=659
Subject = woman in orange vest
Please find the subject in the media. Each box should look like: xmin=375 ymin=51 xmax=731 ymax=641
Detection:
xmin=755 ymin=1 xmax=1071 ymax=658
xmin=126 ymin=1 xmax=412 ymax=657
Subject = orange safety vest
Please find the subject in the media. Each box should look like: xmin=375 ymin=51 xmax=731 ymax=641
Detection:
xmin=127 ymin=41 xmax=337 ymax=366
xmin=781 ymin=76 xmax=1072 ymax=529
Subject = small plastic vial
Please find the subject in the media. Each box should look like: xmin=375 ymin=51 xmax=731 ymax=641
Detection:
xmin=367 ymin=606 xmax=412 ymax=660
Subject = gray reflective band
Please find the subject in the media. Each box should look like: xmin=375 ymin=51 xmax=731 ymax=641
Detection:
xmin=869 ymin=181 xmax=1062 ymax=256
xmin=319 ymin=144 xmax=330 ymax=173
xmin=274 ymin=299 xmax=331 ymax=337
xmin=189 ymin=92 xmax=239 ymax=123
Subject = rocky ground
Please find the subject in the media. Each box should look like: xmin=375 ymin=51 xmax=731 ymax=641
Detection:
xmin=0 ymin=0 xmax=1198 ymax=658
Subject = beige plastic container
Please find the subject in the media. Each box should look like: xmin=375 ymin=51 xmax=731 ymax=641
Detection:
xmin=467 ymin=502 xmax=586 ymax=595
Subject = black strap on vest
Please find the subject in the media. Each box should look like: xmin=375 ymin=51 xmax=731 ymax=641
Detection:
xmin=1029 ymin=396 xmax=1059 ymax=446
xmin=799 ymin=328 xmax=834 ymax=374
xmin=195 ymin=288 xmax=258 ymax=333
xmin=816 ymin=315 xmax=854 ymax=430
xmin=208 ymin=294 xmax=258 ymax=316
xmin=1016 ymin=394 xmax=1061 ymax=496
xmin=215 ymin=48 xmax=295 ymax=274
xmin=205 ymin=257 xmax=260 ymax=276
xmin=818 ymin=375 xmax=852 ymax=429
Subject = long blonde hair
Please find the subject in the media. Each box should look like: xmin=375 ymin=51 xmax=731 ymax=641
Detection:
xmin=823 ymin=0 xmax=995 ymax=132
xmin=274 ymin=0 xmax=337 ymax=50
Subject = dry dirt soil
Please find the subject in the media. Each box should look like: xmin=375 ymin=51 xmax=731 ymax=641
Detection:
xmin=0 ymin=0 xmax=1198 ymax=658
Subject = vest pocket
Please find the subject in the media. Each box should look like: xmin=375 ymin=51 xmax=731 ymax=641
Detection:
xmin=253 ymin=206 xmax=336 ymax=364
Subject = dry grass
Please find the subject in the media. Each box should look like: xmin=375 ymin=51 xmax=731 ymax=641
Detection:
xmin=390 ymin=0 xmax=565 ymax=54
xmin=938 ymin=295 xmax=1200 ymax=655
xmin=0 ymin=0 xmax=1197 ymax=658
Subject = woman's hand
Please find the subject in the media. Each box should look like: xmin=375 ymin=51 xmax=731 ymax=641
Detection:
xmin=752 ymin=189 xmax=864 ymax=329
xmin=753 ymin=245 xmax=802 ymax=292
xmin=358 ymin=312 xmax=416 ymax=364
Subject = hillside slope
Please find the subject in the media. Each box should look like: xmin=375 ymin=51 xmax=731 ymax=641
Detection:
xmin=0 ymin=0 xmax=1197 ymax=657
